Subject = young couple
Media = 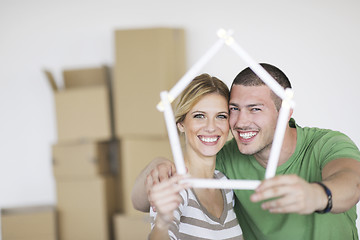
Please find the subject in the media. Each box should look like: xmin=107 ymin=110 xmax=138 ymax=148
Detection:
xmin=133 ymin=64 xmax=360 ymax=240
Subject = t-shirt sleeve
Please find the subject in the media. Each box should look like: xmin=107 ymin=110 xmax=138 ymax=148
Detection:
xmin=315 ymin=131 xmax=360 ymax=169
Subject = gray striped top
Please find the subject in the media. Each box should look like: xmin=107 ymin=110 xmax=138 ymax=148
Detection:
xmin=150 ymin=170 xmax=243 ymax=240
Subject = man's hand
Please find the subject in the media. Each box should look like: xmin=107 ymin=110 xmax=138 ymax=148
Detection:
xmin=131 ymin=157 xmax=175 ymax=212
xmin=250 ymin=174 xmax=327 ymax=214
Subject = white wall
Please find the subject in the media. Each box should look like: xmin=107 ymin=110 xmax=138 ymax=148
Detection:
xmin=0 ymin=0 xmax=359 ymax=224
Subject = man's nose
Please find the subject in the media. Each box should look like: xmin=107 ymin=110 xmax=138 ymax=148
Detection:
xmin=235 ymin=111 xmax=251 ymax=129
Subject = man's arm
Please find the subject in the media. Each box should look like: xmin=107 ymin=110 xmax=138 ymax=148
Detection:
xmin=250 ymin=158 xmax=360 ymax=214
xmin=320 ymin=158 xmax=360 ymax=213
xmin=131 ymin=157 xmax=175 ymax=212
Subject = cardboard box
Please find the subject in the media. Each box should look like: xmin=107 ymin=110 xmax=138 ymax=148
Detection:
xmin=1 ymin=205 xmax=57 ymax=240
xmin=113 ymin=28 xmax=186 ymax=138
xmin=116 ymin=137 xmax=173 ymax=216
xmin=113 ymin=214 xmax=150 ymax=240
xmin=52 ymin=140 xmax=118 ymax=178
xmin=56 ymin=176 xmax=116 ymax=240
xmin=45 ymin=67 xmax=114 ymax=144
xmin=63 ymin=66 xmax=108 ymax=89
xmin=55 ymin=85 xmax=112 ymax=143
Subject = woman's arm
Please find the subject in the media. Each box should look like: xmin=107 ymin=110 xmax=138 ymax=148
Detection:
xmin=148 ymin=175 xmax=188 ymax=240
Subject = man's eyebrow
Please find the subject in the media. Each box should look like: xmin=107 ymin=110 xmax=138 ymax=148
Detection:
xmin=247 ymin=103 xmax=264 ymax=108
xmin=229 ymin=103 xmax=264 ymax=108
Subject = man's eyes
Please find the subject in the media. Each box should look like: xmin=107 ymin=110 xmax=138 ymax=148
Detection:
xmin=251 ymin=108 xmax=261 ymax=112
xmin=229 ymin=107 xmax=262 ymax=112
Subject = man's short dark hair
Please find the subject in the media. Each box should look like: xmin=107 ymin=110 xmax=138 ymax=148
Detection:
xmin=230 ymin=63 xmax=292 ymax=110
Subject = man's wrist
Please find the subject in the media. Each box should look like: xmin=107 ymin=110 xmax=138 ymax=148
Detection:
xmin=314 ymin=181 xmax=333 ymax=214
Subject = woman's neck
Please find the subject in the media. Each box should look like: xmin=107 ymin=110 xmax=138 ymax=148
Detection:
xmin=184 ymin=153 xmax=216 ymax=179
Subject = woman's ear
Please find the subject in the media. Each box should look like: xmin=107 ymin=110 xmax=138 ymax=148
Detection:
xmin=177 ymin=122 xmax=185 ymax=133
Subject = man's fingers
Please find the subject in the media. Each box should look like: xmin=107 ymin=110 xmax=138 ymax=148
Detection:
xmin=158 ymin=163 xmax=172 ymax=181
xmin=252 ymin=175 xmax=303 ymax=201
xmin=170 ymin=163 xmax=177 ymax=176
xmin=251 ymin=174 xmax=317 ymax=214
xmin=255 ymin=174 xmax=299 ymax=192
xmin=260 ymin=192 xmax=299 ymax=212
xmin=251 ymin=184 xmax=290 ymax=202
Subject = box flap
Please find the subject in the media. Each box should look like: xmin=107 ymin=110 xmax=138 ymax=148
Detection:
xmin=63 ymin=65 xmax=108 ymax=89
xmin=43 ymin=70 xmax=59 ymax=92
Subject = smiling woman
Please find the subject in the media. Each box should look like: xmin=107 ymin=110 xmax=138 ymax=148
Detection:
xmin=148 ymin=74 xmax=243 ymax=240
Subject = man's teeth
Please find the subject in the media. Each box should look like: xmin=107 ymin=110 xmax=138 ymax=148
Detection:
xmin=200 ymin=137 xmax=218 ymax=143
xmin=239 ymin=132 xmax=256 ymax=139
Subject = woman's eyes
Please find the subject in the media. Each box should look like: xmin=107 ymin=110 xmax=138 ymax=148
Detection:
xmin=193 ymin=114 xmax=228 ymax=119
xmin=217 ymin=114 xmax=228 ymax=119
xmin=193 ymin=114 xmax=205 ymax=119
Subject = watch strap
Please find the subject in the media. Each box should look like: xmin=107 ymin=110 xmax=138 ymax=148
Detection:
xmin=314 ymin=181 xmax=333 ymax=214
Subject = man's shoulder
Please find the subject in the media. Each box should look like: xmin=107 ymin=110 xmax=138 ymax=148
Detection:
xmin=297 ymin=123 xmax=360 ymax=161
xmin=301 ymin=124 xmax=350 ymax=143
xmin=293 ymin=119 xmax=348 ymax=144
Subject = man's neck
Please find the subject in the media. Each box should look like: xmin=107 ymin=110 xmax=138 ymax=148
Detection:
xmin=255 ymin=126 xmax=297 ymax=168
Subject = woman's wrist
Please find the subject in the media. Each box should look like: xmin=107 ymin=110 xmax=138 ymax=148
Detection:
xmin=155 ymin=215 xmax=172 ymax=230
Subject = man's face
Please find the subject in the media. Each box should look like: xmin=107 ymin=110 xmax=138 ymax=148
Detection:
xmin=229 ymin=85 xmax=279 ymax=157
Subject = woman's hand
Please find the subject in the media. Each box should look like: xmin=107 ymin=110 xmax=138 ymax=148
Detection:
xmin=149 ymin=174 xmax=190 ymax=226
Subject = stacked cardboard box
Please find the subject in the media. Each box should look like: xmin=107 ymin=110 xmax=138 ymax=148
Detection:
xmin=46 ymin=66 xmax=118 ymax=240
xmin=113 ymin=213 xmax=150 ymax=240
xmin=112 ymin=28 xmax=186 ymax=239
xmin=1 ymin=205 xmax=57 ymax=240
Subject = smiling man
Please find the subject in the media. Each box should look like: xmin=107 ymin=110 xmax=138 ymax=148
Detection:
xmin=132 ymin=63 xmax=360 ymax=240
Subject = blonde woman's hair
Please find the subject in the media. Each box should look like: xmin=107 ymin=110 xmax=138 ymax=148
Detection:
xmin=175 ymin=73 xmax=230 ymax=124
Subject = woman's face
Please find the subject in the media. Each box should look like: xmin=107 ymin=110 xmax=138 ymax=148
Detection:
xmin=178 ymin=93 xmax=229 ymax=158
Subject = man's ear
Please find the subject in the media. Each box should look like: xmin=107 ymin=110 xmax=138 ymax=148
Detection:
xmin=288 ymin=108 xmax=294 ymax=121
xmin=177 ymin=122 xmax=185 ymax=133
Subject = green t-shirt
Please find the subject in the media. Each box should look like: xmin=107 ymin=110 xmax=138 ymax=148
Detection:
xmin=216 ymin=119 xmax=360 ymax=240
